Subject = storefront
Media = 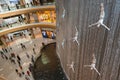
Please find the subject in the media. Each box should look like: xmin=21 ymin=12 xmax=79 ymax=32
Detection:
xmin=37 ymin=11 xmax=56 ymax=23
xmin=41 ymin=28 xmax=56 ymax=39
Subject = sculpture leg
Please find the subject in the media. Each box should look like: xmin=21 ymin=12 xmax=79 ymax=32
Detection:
xmin=101 ymin=23 xmax=110 ymax=30
xmin=93 ymin=67 xmax=100 ymax=75
xmin=76 ymin=39 xmax=79 ymax=45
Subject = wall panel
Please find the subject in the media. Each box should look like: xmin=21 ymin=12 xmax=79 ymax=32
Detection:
xmin=56 ymin=0 xmax=120 ymax=80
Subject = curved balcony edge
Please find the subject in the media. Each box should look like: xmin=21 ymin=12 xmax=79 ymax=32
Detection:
xmin=0 ymin=22 xmax=56 ymax=36
xmin=0 ymin=5 xmax=55 ymax=18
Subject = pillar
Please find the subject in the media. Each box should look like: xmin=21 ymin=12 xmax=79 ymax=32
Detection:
xmin=32 ymin=12 xmax=39 ymax=23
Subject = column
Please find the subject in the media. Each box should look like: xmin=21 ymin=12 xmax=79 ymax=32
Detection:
xmin=32 ymin=12 xmax=39 ymax=23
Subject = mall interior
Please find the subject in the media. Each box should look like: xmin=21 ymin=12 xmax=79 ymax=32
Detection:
xmin=0 ymin=0 xmax=120 ymax=80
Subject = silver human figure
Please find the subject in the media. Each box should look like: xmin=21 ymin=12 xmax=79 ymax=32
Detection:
xmin=62 ymin=7 xmax=66 ymax=18
xmin=67 ymin=61 xmax=75 ymax=73
xmin=84 ymin=54 xmax=100 ymax=76
xmin=89 ymin=3 xmax=110 ymax=31
xmin=62 ymin=39 xmax=65 ymax=49
xmin=72 ymin=26 xmax=79 ymax=45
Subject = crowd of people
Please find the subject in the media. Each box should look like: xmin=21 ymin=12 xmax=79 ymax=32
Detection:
xmin=0 ymin=42 xmax=39 ymax=80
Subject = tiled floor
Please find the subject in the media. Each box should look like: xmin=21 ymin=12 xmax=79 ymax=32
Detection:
xmin=0 ymin=37 xmax=55 ymax=80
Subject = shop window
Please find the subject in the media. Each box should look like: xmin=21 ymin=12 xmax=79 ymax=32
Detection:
xmin=41 ymin=30 xmax=56 ymax=39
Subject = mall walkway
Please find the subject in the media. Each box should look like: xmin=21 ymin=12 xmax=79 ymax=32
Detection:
xmin=0 ymin=38 xmax=55 ymax=80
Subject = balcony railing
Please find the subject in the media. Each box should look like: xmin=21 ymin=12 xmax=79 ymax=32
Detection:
xmin=0 ymin=5 xmax=55 ymax=18
xmin=0 ymin=22 xmax=56 ymax=37
xmin=0 ymin=19 xmax=56 ymax=31
xmin=0 ymin=2 xmax=55 ymax=13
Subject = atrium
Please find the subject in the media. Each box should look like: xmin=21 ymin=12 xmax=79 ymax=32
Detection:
xmin=0 ymin=0 xmax=120 ymax=80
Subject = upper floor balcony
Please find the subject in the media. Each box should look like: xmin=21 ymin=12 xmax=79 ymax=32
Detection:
xmin=0 ymin=0 xmax=55 ymax=13
xmin=0 ymin=5 xmax=55 ymax=18
xmin=0 ymin=10 xmax=56 ymax=33
xmin=0 ymin=0 xmax=56 ymax=38
xmin=0 ymin=22 xmax=56 ymax=37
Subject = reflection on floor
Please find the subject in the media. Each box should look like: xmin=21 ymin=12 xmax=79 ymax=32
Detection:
xmin=33 ymin=43 xmax=68 ymax=80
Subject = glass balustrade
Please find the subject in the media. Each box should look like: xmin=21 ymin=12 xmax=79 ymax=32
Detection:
xmin=0 ymin=1 xmax=55 ymax=13
xmin=0 ymin=11 xmax=56 ymax=31
xmin=0 ymin=20 xmax=53 ymax=31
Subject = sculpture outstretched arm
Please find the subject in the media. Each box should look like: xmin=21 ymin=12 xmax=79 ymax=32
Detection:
xmin=89 ymin=22 xmax=98 ymax=27
xmin=93 ymin=67 xmax=101 ymax=75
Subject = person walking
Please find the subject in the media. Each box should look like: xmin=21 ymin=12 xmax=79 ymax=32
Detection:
xmin=0 ymin=51 xmax=4 ymax=59
xmin=2 ymin=48 xmax=5 ymax=53
xmin=11 ymin=58 xmax=16 ymax=64
xmin=17 ymin=55 xmax=21 ymax=61
xmin=33 ymin=48 xmax=36 ymax=54
xmin=25 ymin=75 xmax=30 ymax=80
xmin=4 ymin=55 xmax=8 ymax=60
xmin=17 ymin=59 xmax=21 ymax=65
xmin=20 ymin=43 xmax=26 ymax=50
xmin=11 ymin=53 xmax=15 ymax=58
xmin=26 ymin=52 xmax=30 ymax=59
xmin=28 ymin=63 xmax=33 ymax=72
xmin=15 ymin=69 xmax=19 ymax=74
xmin=26 ymin=70 xmax=30 ymax=76
xmin=31 ymin=55 xmax=35 ymax=63
xmin=19 ymin=65 xmax=23 ymax=70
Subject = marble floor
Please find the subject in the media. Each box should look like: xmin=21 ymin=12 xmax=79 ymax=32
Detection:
xmin=0 ymin=37 xmax=55 ymax=80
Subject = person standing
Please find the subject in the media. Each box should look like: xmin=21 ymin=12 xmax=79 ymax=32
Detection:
xmin=7 ymin=5 xmax=10 ymax=11
xmin=17 ymin=55 xmax=21 ymax=61
xmin=33 ymin=48 xmax=36 ymax=54
xmin=19 ymin=65 xmax=23 ymax=70
xmin=17 ymin=59 xmax=21 ymax=65
xmin=28 ymin=63 xmax=33 ymax=72
xmin=0 ymin=51 xmax=4 ymax=59
xmin=4 ymin=55 xmax=8 ymax=60
xmin=15 ymin=4 xmax=19 ymax=9
xmin=25 ymin=75 xmax=30 ymax=80
xmin=15 ymin=69 xmax=19 ymax=74
xmin=31 ymin=55 xmax=35 ymax=63
xmin=11 ymin=57 xmax=16 ymax=64
xmin=26 ymin=70 xmax=30 ymax=76
xmin=39 ymin=0 xmax=43 ymax=5
xmin=26 ymin=52 xmax=30 ymax=59
xmin=34 ymin=44 xmax=36 ymax=47
xmin=20 ymin=43 xmax=26 ymax=50
xmin=11 ymin=53 xmax=15 ymax=58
